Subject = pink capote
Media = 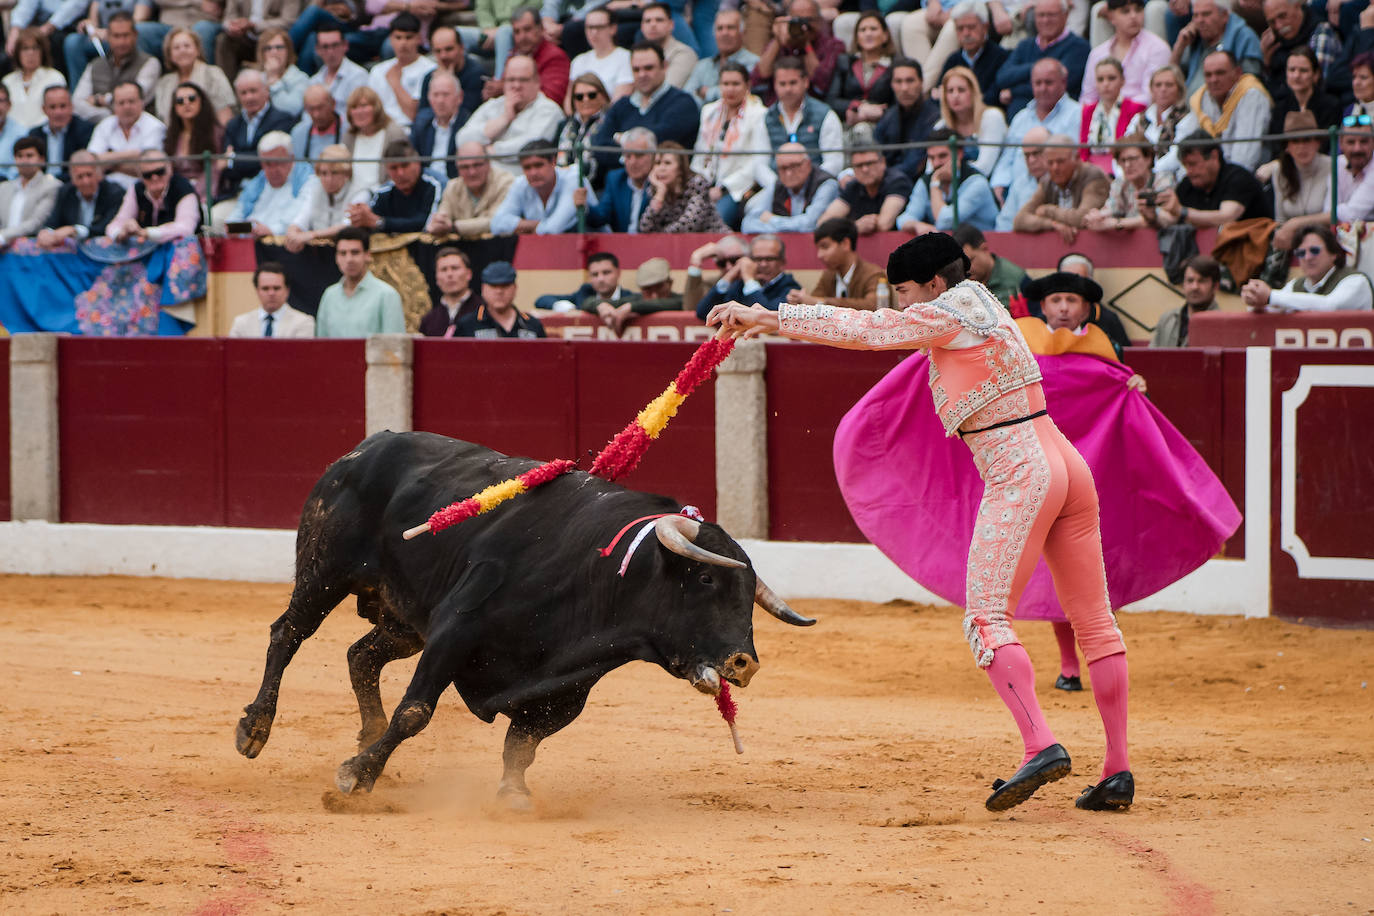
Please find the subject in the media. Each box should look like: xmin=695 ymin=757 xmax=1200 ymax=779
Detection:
xmin=833 ymin=352 xmax=1242 ymax=620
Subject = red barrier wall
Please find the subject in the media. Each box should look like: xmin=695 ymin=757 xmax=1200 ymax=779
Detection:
xmin=0 ymin=339 xmax=9 ymax=522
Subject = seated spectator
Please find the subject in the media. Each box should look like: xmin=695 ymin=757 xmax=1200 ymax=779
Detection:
xmin=343 ymin=86 xmax=410 ymax=190
xmin=1345 ymin=53 xmax=1374 ymax=120
xmin=556 ymin=73 xmax=610 ymax=189
xmin=937 ymin=1 xmax=1010 ymax=110
xmin=285 ymin=144 xmax=369 ymax=250
xmin=294 ymin=85 xmax=347 ymax=161
xmin=989 ymin=58 xmax=1082 ymax=203
xmin=897 ymin=127 xmax=999 ymax=232
xmin=1058 ymin=251 xmax=1096 ymax=276
xmin=1172 ymin=0 xmax=1263 ymax=93
xmin=1083 ymin=132 xmax=1173 ymax=231
xmin=305 ymin=25 xmax=369 ymax=119
xmin=1082 ymin=0 xmax=1171 ymax=107
xmin=935 ymin=65 xmax=1006 ymax=176
xmin=691 ymin=62 xmax=771 ymax=229
xmin=639 ymin=2 xmax=698 ymax=89
xmin=820 ymin=145 xmax=910 ymax=234
xmin=1265 ymin=110 xmax=1332 ymax=253
xmin=315 ymin=227 xmax=406 ymax=337
xmin=1013 ymin=135 xmax=1110 ymax=242
xmin=38 ymin=150 xmax=124 ymax=245
xmin=1258 ymin=0 xmax=1341 ymax=98
xmin=106 ymin=149 xmax=202 ymax=242
xmin=628 ymin=257 xmax=684 ymax=312
xmin=751 ymin=0 xmax=843 ymax=103
xmin=1124 ymin=63 xmax=1196 ymax=177
xmin=1241 ymin=224 xmax=1374 ymax=311
xmin=419 ymin=246 xmax=485 ymax=336
xmin=504 ymin=6 xmax=573 ymax=104
xmin=1151 ymin=253 xmax=1220 ymax=345
xmin=29 ymin=86 xmax=93 ymax=181
xmin=490 ymin=140 xmax=590 ymax=235
xmin=4 ymin=6 xmax=74 ymax=80
xmin=873 ymin=58 xmax=940 ymax=181
xmin=165 ymin=82 xmax=225 ymax=202
xmin=228 ymin=131 xmax=314 ymax=236
xmin=1081 ymin=57 xmax=1148 ymax=173
xmin=1187 ymin=49 xmax=1270 ymax=171
xmin=153 ymin=28 xmax=236 ymax=127
xmin=221 ymin=69 xmax=299 ymax=198
xmin=693 ymin=233 xmax=801 ymax=319
xmin=458 ymin=55 xmax=565 ymax=177
xmin=683 ymin=8 xmax=760 ymax=105
xmin=826 ymin=11 xmax=896 ymax=142
xmin=290 ymin=0 xmax=404 ymax=76
xmin=428 ymin=141 xmax=518 ymax=237
xmin=995 ymin=124 xmax=1051 ymax=230
xmin=741 ymin=140 xmax=839 ymax=233
xmin=418 ymin=27 xmax=483 ymax=126
xmin=764 ymin=56 xmax=844 ymax=177
xmin=576 ymin=126 xmax=655 ymax=233
xmin=568 ymin=251 xmax=641 ymax=329
xmin=348 ymin=138 xmax=444 ymax=233
xmin=1266 ymin=46 xmax=1342 ymax=147
xmin=366 ymin=14 xmax=436 ymax=131
xmin=5 ymin=28 xmax=65 ymax=129
xmin=953 ymin=223 xmax=1029 ymax=307
xmin=215 ymin=0 xmax=304 ymax=83
xmin=411 ymin=73 xmax=464 ymax=185
xmin=994 ymin=0 xmax=1091 ymax=118
xmin=1147 ymin=130 xmax=1272 ymax=226
xmin=134 ymin=0 xmax=220 ymax=69
xmin=0 ymin=136 xmax=61 ymax=247
xmin=456 ymin=260 xmax=547 ymax=339
xmin=639 ymin=142 xmax=728 ymax=233
xmin=568 ymin=8 xmax=633 ymax=106
xmin=591 ymin=43 xmax=701 ymax=178
xmin=88 ymin=81 xmax=167 ymax=191
xmin=1336 ymin=113 xmax=1374 ymax=222
xmin=256 ymin=27 xmax=310 ymax=118
xmin=229 ymin=262 xmax=317 ymax=337
xmin=72 ymin=13 xmax=160 ymax=124
xmin=785 ymin=216 xmax=886 ymax=310
xmin=1022 ymin=270 xmax=1138 ymax=361
xmin=684 ymin=234 xmax=749 ymax=308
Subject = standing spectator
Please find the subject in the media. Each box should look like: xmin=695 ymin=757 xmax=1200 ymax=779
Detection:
xmin=995 ymin=124 xmax=1051 ymax=229
xmin=691 ymin=62 xmax=770 ymax=228
xmin=419 ymin=246 xmax=485 ymax=336
xmin=152 ymin=28 xmax=236 ymax=127
xmin=256 ymin=27 xmax=309 ymax=118
xmin=1083 ymin=132 xmax=1173 ymax=231
xmin=1124 ymin=63 xmax=1196 ymax=177
xmin=819 ymin=144 xmax=911 ymax=234
xmin=0 ymin=136 xmax=62 ymax=247
xmin=1266 ymin=46 xmax=1342 ymax=144
xmin=418 ymin=27 xmax=483 ymax=125
xmin=306 ymin=25 xmax=369 ymax=120
xmin=826 ymin=10 xmax=895 ymax=144
xmin=578 ymin=125 xmax=655 ymax=233
xmin=568 ymin=8 xmax=633 ymax=105
xmin=591 ymin=43 xmax=701 ymax=178
xmin=367 ymin=14 xmax=437 ymax=130
xmin=342 ymin=85 xmax=409 ymax=189
xmin=1258 ymin=0 xmax=1341 ymax=97
xmin=994 ymin=0 xmax=1091 ymax=118
xmin=1151 ymin=254 xmax=1219 ymax=345
xmin=639 ymin=3 xmax=698 ymax=89
xmin=427 ymin=140 xmax=517 ymax=237
xmin=411 ymin=72 xmax=464 ymax=184
xmin=221 ymin=69 xmax=298 ymax=198
xmin=937 ymin=1 xmax=1010 ymax=110
xmin=315 ymin=227 xmax=406 ymax=337
xmin=1081 ymin=57 xmax=1147 ymax=173
xmin=555 ymin=73 xmax=609 ymax=189
xmin=741 ymin=140 xmax=838 ymax=233
xmin=1266 ymin=110 xmax=1331 ymax=251
xmin=1146 ymin=130 xmax=1272 ymax=227
xmin=683 ymin=8 xmax=760 ymax=105
xmin=134 ymin=0 xmax=221 ymax=66
xmin=215 ymin=0 xmax=304 ymax=83
xmin=1082 ymin=0 xmax=1171 ymax=107
xmin=229 ymin=262 xmax=317 ymax=337
xmin=935 ymin=65 xmax=1007 ymax=176
xmin=1187 ymin=49 xmax=1271 ymax=170
xmin=164 ymin=81 xmax=225 ymax=201
xmin=490 ymin=140 xmax=589 ymax=235
xmin=1013 ymin=136 xmax=1110 ymax=242
xmin=638 ymin=141 xmax=727 ymax=233
xmin=953 ymin=223 xmax=1029 ymax=307
xmin=28 ymin=86 xmax=93 ymax=180
xmin=293 ymin=84 xmax=347 ymax=160
xmin=1172 ymin=0 xmax=1263 ymax=93
xmin=106 ymin=149 xmax=202 ymax=241
xmin=87 ymin=81 xmax=166 ymax=190
xmin=1241 ymin=224 xmax=1374 ymax=311
xmin=458 ymin=55 xmax=564 ymax=177
xmin=72 ymin=13 xmax=160 ymax=123
xmin=763 ymin=57 xmax=845 ymax=178
xmin=488 ymin=7 xmax=569 ymax=104
xmin=455 ymin=260 xmax=546 ymax=338
xmin=348 ymin=138 xmax=444 ymax=233
xmin=284 ymin=144 xmax=369 ymax=250
xmin=5 ymin=28 xmax=65 ymax=129
xmin=786 ymin=216 xmax=886 ymax=310
xmin=871 ymin=58 xmax=940 ymax=181
xmin=38 ymin=150 xmax=123 ymax=245
xmin=1336 ymin=114 xmax=1374 ymax=222
xmin=897 ymin=127 xmax=999 ymax=232
xmin=692 ymin=233 xmax=801 ymax=318
xmin=227 ymin=131 xmax=313 ymax=235
xmin=751 ymin=0 xmax=843 ymax=103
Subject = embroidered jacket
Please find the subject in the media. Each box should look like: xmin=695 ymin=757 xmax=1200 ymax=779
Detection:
xmin=777 ymin=280 xmax=1043 ymax=436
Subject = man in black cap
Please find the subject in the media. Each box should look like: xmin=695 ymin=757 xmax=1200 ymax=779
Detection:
xmin=455 ymin=261 xmax=546 ymax=339
xmin=708 ymin=232 xmax=1135 ymax=816
xmin=1023 ymin=271 xmax=1137 ymax=362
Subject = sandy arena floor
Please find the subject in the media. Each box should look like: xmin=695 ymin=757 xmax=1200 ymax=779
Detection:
xmin=0 ymin=574 xmax=1371 ymax=914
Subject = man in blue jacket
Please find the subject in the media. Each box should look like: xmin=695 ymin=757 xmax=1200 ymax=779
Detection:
xmin=591 ymin=42 xmax=700 ymax=178
xmin=577 ymin=127 xmax=657 ymax=233
xmin=992 ymin=0 xmax=1090 ymax=117
xmin=694 ymin=234 xmax=802 ymax=318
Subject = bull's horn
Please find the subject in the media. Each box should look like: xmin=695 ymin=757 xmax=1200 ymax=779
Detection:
xmin=755 ymin=579 xmax=816 ymax=626
xmin=654 ymin=515 xmax=747 ymax=569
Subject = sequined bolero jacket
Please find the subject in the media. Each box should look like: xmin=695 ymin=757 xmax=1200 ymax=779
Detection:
xmin=777 ymin=280 xmax=1043 ymax=436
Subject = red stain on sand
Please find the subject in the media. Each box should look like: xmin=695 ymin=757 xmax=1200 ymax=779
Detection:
xmin=1072 ymin=817 xmax=1216 ymax=916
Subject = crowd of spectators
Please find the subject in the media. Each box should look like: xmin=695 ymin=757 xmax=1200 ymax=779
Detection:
xmin=1 ymin=0 xmax=1372 ymax=332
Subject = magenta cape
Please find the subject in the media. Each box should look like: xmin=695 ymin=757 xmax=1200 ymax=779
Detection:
xmin=832 ymin=353 xmax=1242 ymax=620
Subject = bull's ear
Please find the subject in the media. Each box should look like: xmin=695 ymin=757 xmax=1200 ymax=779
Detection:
xmin=755 ymin=579 xmax=816 ymax=626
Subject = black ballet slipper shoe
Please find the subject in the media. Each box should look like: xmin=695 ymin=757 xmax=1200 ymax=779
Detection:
xmin=985 ymin=743 xmax=1072 ymax=812
xmin=1055 ymin=674 xmax=1083 ymax=692
xmin=1075 ymin=770 xmax=1135 ymax=811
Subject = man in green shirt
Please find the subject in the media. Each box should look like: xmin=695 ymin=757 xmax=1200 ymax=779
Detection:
xmin=952 ymin=224 xmax=1028 ymax=309
xmin=315 ymin=227 xmax=406 ymax=338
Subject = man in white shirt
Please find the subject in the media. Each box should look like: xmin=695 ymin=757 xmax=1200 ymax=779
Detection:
xmin=1336 ymin=116 xmax=1374 ymax=223
xmin=87 ymin=81 xmax=167 ymax=190
xmin=456 ymin=55 xmax=563 ymax=176
xmin=229 ymin=262 xmax=317 ymax=337
xmin=308 ymin=25 xmax=369 ymax=119
xmin=0 ymin=136 xmax=62 ymax=247
xmin=1241 ymin=224 xmax=1374 ymax=312
xmin=228 ymin=131 xmax=314 ymax=236
xmin=366 ymin=13 xmax=436 ymax=130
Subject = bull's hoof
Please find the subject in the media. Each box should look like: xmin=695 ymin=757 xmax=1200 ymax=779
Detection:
xmin=336 ymin=757 xmax=377 ymax=795
xmin=235 ymin=708 xmax=273 ymax=758
xmin=496 ymin=787 xmax=533 ymax=813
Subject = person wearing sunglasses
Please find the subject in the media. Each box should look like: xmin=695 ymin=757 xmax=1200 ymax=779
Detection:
xmin=1336 ymin=113 xmax=1374 ymax=223
xmin=153 ymin=28 xmax=235 ymax=128
xmin=555 ymin=74 xmax=610 ymax=189
xmin=106 ymin=149 xmax=202 ymax=243
xmin=164 ymin=81 xmax=225 ymax=202
xmin=1241 ymin=224 xmax=1374 ymax=312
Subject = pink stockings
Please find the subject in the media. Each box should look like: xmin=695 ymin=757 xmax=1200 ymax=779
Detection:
xmin=1053 ymin=621 xmax=1080 ymax=678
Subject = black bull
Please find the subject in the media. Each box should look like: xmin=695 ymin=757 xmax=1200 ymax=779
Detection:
xmin=235 ymin=431 xmax=815 ymax=804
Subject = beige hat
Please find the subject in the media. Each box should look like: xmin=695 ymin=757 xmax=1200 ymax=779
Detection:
xmin=636 ymin=257 xmax=671 ymax=288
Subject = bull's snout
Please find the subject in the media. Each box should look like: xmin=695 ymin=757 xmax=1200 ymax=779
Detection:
xmin=724 ymin=652 xmax=759 ymax=688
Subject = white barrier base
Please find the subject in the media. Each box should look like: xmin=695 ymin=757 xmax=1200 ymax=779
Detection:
xmin=0 ymin=522 xmax=1262 ymax=616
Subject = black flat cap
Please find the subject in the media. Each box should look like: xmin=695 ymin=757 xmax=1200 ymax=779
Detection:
xmin=1024 ymin=271 xmax=1104 ymax=305
xmin=886 ymin=231 xmax=971 ymax=285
